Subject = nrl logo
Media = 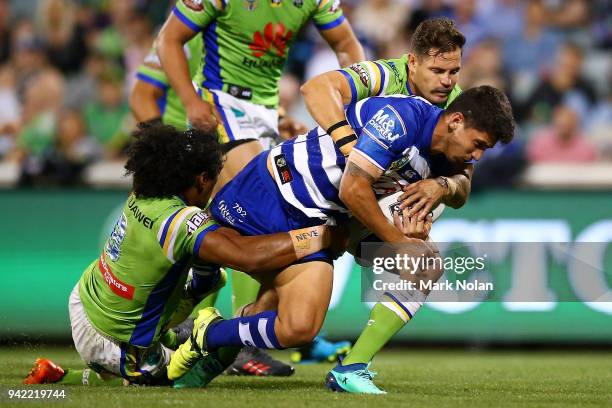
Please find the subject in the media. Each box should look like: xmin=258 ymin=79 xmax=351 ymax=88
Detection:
xmin=271 ymin=0 xmax=282 ymax=7
xmin=293 ymin=0 xmax=303 ymax=7
xmin=182 ymin=0 xmax=204 ymax=11
xmin=276 ymin=156 xmax=286 ymax=167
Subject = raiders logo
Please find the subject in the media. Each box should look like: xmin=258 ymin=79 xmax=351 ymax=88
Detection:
xmin=293 ymin=0 xmax=303 ymax=7
xmin=182 ymin=0 xmax=204 ymax=11
xmin=349 ymin=63 xmax=369 ymax=88
xmin=271 ymin=0 xmax=282 ymax=6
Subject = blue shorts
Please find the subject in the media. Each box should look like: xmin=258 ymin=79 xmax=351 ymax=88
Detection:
xmin=210 ymin=152 xmax=331 ymax=264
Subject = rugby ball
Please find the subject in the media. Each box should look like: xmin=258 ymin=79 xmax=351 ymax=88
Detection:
xmin=377 ymin=190 xmax=445 ymax=224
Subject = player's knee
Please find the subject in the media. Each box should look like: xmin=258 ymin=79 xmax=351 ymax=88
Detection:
xmin=279 ymin=315 xmax=319 ymax=347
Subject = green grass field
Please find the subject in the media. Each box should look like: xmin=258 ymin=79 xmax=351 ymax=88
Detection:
xmin=2 ymin=346 xmax=611 ymax=407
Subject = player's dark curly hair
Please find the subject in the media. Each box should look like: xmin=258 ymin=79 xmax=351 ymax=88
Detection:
xmin=125 ymin=124 xmax=223 ymax=198
xmin=445 ymin=85 xmax=515 ymax=144
xmin=411 ymin=18 xmax=466 ymax=57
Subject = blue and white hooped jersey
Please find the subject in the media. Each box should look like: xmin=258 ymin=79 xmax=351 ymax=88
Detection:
xmin=268 ymin=95 xmax=443 ymax=221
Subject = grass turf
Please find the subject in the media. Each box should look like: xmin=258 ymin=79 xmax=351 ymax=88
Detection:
xmin=1 ymin=346 xmax=611 ymax=407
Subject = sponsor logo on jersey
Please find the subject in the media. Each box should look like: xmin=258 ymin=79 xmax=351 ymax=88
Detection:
xmin=186 ymin=211 xmax=210 ymax=235
xmin=387 ymin=61 xmax=401 ymax=81
xmin=349 ymin=63 xmax=369 ymax=88
xmin=365 ymin=105 xmax=405 ymax=143
xmin=293 ymin=0 xmax=303 ymax=7
xmin=98 ymin=254 xmax=135 ymax=300
xmin=217 ymin=200 xmax=236 ymax=225
xmin=270 ymin=0 xmax=282 ymax=7
xmin=249 ymin=23 xmax=293 ymax=58
xmin=127 ymin=196 xmax=153 ymax=229
xmin=274 ymin=153 xmax=293 ymax=184
xmin=105 ymin=213 xmax=127 ymax=262
xmin=182 ymin=0 xmax=204 ymax=11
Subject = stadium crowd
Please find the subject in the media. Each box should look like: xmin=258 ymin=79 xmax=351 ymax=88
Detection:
xmin=0 ymin=0 xmax=609 ymax=187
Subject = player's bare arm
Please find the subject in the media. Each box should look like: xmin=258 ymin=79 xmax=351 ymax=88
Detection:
xmin=318 ymin=20 xmax=365 ymax=68
xmin=156 ymin=14 xmax=218 ymax=131
xmin=400 ymin=164 xmax=473 ymax=220
xmin=129 ymin=78 xmax=165 ymax=123
xmin=301 ymin=71 xmax=356 ymax=155
xmin=198 ymin=225 xmax=331 ymax=274
xmin=340 ymin=152 xmax=416 ymax=244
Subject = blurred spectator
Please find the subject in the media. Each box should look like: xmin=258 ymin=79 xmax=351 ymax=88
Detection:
xmin=519 ymin=42 xmax=597 ymax=124
xmin=0 ymin=65 xmax=19 ymax=157
xmin=11 ymin=20 xmax=48 ymax=102
xmin=502 ymin=0 xmax=563 ymax=101
xmin=83 ymin=72 xmax=130 ymax=158
xmin=406 ymin=0 xmax=453 ymax=35
xmin=352 ymin=0 xmax=411 ymax=53
xmin=42 ymin=109 xmax=102 ymax=186
xmin=459 ymin=38 xmax=510 ymax=92
xmin=11 ymin=69 xmax=65 ymax=185
xmin=35 ymin=0 xmax=88 ymax=74
xmin=0 ymin=0 xmax=12 ymax=64
xmin=478 ymin=0 xmax=524 ymax=42
xmin=527 ymin=104 xmax=597 ymax=163
xmin=122 ymin=13 xmax=153 ymax=94
xmin=449 ymin=0 xmax=487 ymax=56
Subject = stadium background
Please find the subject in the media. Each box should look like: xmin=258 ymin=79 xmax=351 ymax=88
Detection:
xmin=0 ymin=0 xmax=611 ymax=346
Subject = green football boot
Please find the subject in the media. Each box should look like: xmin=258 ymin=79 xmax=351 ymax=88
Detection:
xmin=325 ymin=362 xmax=386 ymax=394
xmin=167 ymin=307 xmax=222 ymax=381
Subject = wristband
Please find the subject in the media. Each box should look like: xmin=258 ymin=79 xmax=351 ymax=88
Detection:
xmin=327 ymin=120 xmax=350 ymax=135
xmin=289 ymin=225 xmax=328 ymax=259
xmin=336 ymin=134 xmax=357 ymax=149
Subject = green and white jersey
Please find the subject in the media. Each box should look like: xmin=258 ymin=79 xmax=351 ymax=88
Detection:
xmin=174 ymin=0 xmax=345 ymax=107
xmin=79 ymin=194 xmax=219 ymax=348
xmin=339 ymin=55 xmax=462 ymax=109
xmin=135 ymin=36 xmax=203 ymax=130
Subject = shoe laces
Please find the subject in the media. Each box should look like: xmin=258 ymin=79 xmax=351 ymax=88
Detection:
xmin=354 ymin=363 xmax=377 ymax=382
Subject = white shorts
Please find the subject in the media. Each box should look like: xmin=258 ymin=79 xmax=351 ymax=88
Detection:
xmin=200 ymin=88 xmax=279 ymax=149
xmin=68 ymin=284 xmax=173 ymax=384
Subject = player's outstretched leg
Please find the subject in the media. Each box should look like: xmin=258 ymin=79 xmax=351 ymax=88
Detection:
xmin=24 ymin=359 xmax=123 ymax=386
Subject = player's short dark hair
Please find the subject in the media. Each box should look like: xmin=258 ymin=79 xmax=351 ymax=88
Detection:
xmin=125 ymin=124 xmax=223 ymax=198
xmin=445 ymin=85 xmax=515 ymax=145
xmin=411 ymin=18 xmax=466 ymax=58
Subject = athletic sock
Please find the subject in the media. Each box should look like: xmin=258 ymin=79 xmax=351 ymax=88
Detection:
xmin=206 ymin=310 xmax=282 ymax=350
xmin=58 ymin=369 xmax=123 ymax=386
xmin=231 ymin=270 xmax=261 ymax=315
xmin=342 ymin=290 xmax=425 ymax=365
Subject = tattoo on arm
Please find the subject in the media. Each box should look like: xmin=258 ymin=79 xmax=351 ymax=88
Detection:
xmin=347 ymin=162 xmax=376 ymax=184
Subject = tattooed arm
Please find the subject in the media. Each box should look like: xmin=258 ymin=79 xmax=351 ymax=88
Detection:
xmin=339 ymin=152 xmax=415 ymax=243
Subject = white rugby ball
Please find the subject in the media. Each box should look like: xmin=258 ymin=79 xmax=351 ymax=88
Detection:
xmin=377 ymin=190 xmax=445 ymax=224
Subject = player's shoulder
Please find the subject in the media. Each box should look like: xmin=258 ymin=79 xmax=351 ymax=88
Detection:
xmin=375 ymin=55 xmax=408 ymax=80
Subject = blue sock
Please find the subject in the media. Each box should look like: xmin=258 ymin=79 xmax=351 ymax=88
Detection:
xmin=206 ymin=311 xmax=282 ymax=350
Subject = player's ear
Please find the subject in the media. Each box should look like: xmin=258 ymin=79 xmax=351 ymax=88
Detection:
xmin=408 ymin=53 xmax=417 ymax=73
xmin=195 ymin=173 xmax=213 ymax=193
xmin=448 ymin=112 xmax=464 ymax=132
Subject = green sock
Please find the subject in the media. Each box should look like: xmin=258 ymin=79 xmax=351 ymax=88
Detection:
xmin=342 ymin=303 xmax=407 ymax=365
xmin=59 ymin=369 xmax=123 ymax=386
xmin=231 ymin=270 xmax=260 ymax=315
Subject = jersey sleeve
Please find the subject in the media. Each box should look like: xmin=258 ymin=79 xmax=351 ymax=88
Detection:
xmin=353 ymin=101 xmax=416 ymax=171
xmin=338 ymin=58 xmax=404 ymax=104
xmin=157 ymin=206 xmax=220 ymax=263
xmin=136 ymin=48 xmax=170 ymax=91
xmin=173 ymin=0 xmax=222 ymax=32
xmin=312 ymin=0 xmax=345 ymax=31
